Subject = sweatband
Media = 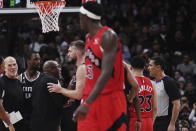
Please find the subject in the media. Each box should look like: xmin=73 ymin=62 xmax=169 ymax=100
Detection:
xmin=80 ymin=6 xmax=101 ymax=20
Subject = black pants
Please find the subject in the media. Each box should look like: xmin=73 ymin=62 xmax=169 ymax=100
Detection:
xmin=154 ymin=116 xmax=179 ymax=131
xmin=154 ymin=116 xmax=171 ymax=131
xmin=0 ymin=119 xmax=27 ymax=131
xmin=60 ymin=104 xmax=78 ymax=131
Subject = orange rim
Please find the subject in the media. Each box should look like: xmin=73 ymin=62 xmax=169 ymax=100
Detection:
xmin=34 ymin=1 xmax=65 ymax=5
xmin=34 ymin=1 xmax=65 ymax=14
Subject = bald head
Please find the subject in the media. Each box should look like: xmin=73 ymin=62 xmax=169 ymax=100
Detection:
xmin=4 ymin=56 xmax=15 ymax=63
xmin=43 ymin=60 xmax=58 ymax=71
xmin=3 ymin=56 xmax=18 ymax=78
xmin=43 ymin=60 xmax=61 ymax=79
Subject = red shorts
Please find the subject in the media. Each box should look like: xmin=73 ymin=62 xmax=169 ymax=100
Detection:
xmin=78 ymin=91 xmax=127 ymax=131
xmin=130 ymin=118 xmax=153 ymax=131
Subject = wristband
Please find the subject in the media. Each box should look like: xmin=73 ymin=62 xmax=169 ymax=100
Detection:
xmin=83 ymin=101 xmax=91 ymax=109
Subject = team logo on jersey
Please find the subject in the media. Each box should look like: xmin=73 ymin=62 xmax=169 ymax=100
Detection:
xmin=85 ymin=48 xmax=101 ymax=68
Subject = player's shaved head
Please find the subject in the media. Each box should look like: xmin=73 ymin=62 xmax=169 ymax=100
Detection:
xmin=43 ymin=60 xmax=58 ymax=72
xmin=43 ymin=60 xmax=61 ymax=79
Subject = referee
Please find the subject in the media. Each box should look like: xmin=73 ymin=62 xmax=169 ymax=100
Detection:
xmin=148 ymin=56 xmax=181 ymax=131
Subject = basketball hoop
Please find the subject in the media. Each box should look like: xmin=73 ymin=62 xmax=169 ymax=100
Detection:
xmin=34 ymin=1 xmax=65 ymax=33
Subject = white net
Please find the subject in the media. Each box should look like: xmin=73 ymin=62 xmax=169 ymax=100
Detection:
xmin=34 ymin=1 xmax=65 ymax=33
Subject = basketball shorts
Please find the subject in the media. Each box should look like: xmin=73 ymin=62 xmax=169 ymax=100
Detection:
xmin=130 ymin=117 xmax=153 ymax=131
xmin=78 ymin=91 xmax=127 ymax=131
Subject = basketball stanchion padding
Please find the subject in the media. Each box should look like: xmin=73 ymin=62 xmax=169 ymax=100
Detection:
xmin=34 ymin=1 xmax=65 ymax=33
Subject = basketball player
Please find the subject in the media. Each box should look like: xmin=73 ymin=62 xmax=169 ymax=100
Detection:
xmin=18 ymin=52 xmax=42 ymax=130
xmin=30 ymin=60 xmax=65 ymax=131
xmin=72 ymin=1 xmax=129 ymax=130
xmin=124 ymin=61 xmax=140 ymax=103
xmin=47 ymin=40 xmax=85 ymax=131
xmin=123 ymin=61 xmax=141 ymax=131
xmin=0 ymin=57 xmax=25 ymax=131
xmin=148 ymin=56 xmax=181 ymax=131
xmin=129 ymin=56 xmax=157 ymax=131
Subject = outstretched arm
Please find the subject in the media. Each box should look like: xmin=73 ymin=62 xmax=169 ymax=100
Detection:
xmin=48 ymin=65 xmax=86 ymax=100
xmin=62 ymin=65 xmax=86 ymax=100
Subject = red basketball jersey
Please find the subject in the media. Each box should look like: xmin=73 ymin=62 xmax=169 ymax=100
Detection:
xmin=130 ymin=76 xmax=154 ymax=118
xmin=83 ymin=26 xmax=124 ymax=95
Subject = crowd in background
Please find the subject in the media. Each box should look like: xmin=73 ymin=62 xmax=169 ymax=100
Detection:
xmin=0 ymin=0 xmax=196 ymax=130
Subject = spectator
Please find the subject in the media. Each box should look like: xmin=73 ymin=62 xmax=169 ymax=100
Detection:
xmin=174 ymin=70 xmax=186 ymax=83
xmin=29 ymin=34 xmax=46 ymax=53
xmin=39 ymin=42 xmax=60 ymax=64
xmin=181 ymin=126 xmax=189 ymax=131
xmin=177 ymin=54 xmax=196 ymax=78
xmin=184 ymin=81 xmax=196 ymax=106
xmin=174 ymin=70 xmax=186 ymax=95
xmin=58 ymin=41 xmax=69 ymax=65
xmin=189 ymin=103 xmax=196 ymax=123
xmin=179 ymin=96 xmax=191 ymax=121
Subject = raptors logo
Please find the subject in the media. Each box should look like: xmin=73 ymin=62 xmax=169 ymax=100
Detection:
xmin=85 ymin=48 xmax=101 ymax=68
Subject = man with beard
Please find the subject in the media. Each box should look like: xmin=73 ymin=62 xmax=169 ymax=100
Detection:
xmin=30 ymin=60 xmax=65 ymax=131
xmin=47 ymin=40 xmax=85 ymax=131
xmin=18 ymin=52 xmax=42 ymax=130
xmin=0 ymin=56 xmax=25 ymax=131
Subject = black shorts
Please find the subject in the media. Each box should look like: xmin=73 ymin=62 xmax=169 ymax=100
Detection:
xmin=154 ymin=116 xmax=170 ymax=131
